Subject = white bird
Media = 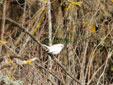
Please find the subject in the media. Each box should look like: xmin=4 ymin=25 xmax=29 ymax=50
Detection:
xmin=43 ymin=44 xmax=64 ymax=54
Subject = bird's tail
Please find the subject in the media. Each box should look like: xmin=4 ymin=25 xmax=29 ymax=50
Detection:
xmin=40 ymin=44 xmax=49 ymax=51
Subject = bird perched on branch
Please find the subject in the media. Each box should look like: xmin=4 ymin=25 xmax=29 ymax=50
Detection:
xmin=42 ymin=44 xmax=64 ymax=55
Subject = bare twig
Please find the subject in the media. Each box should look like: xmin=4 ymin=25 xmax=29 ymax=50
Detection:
xmin=47 ymin=0 xmax=53 ymax=84
xmin=97 ymin=51 xmax=113 ymax=85
xmin=36 ymin=63 xmax=65 ymax=85
xmin=87 ymin=64 xmax=104 ymax=85
xmin=4 ymin=18 xmax=81 ymax=84
xmin=5 ymin=18 xmax=43 ymax=46
xmin=49 ymin=54 xmax=81 ymax=85
xmin=47 ymin=0 xmax=52 ymax=46
xmin=88 ymin=24 xmax=113 ymax=81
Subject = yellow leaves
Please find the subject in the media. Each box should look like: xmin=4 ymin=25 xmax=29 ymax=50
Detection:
xmin=0 ymin=40 xmax=7 ymax=44
xmin=104 ymin=11 xmax=108 ymax=15
xmin=32 ymin=23 xmax=40 ymax=35
xmin=67 ymin=1 xmax=83 ymax=12
xmin=42 ymin=7 xmax=45 ymax=11
xmin=5 ymin=55 xmax=12 ymax=65
xmin=88 ymin=24 xmax=97 ymax=33
xmin=3 ymin=57 xmax=37 ymax=80
xmin=67 ymin=4 xmax=71 ymax=12
xmin=22 ymin=59 xmax=33 ymax=65
xmin=4 ymin=55 xmax=37 ymax=65
xmin=22 ymin=57 xmax=37 ymax=65
xmin=32 ymin=8 xmax=45 ymax=35
xmin=6 ymin=59 xmax=12 ymax=65
xmin=91 ymin=25 xmax=96 ymax=33
xmin=82 ymin=21 xmax=87 ymax=28
xmin=5 ymin=55 xmax=10 ymax=58
xmin=111 ymin=65 xmax=113 ymax=71
xmin=111 ymin=0 xmax=113 ymax=3
xmin=71 ymin=1 xmax=83 ymax=6
xmin=90 ymin=24 xmax=99 ymax=33
xmin=45 ymin=0 xmax=48 ymax=2
xmin=82 ymin=20 xmax=98 ymax=33
xmin=90 ymin=52 xmax=95 ymax=57
xmin=4 ymin=68 xmax=13 ymax=80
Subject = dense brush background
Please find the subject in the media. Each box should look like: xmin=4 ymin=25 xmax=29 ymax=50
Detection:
xmin=0 ymin=0 xmax=113 ymax=85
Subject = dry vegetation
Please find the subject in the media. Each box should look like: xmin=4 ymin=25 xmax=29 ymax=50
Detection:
xmin=0 ymin=0 xmax=113 ymax=85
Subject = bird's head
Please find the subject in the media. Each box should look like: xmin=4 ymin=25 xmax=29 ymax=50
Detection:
xmin=59 ymin=44 xmax=64 ymax=48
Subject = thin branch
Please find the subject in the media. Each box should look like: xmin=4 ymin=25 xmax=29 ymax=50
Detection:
xmin=87 ymin=64 xmax=104 ymax=85
xmin=5 ymin=18 xmax=43 ymax=46
xmin=35 ymin=63 xmax=65 ymax=85
xmin=47 ymin=0 xmax=53 ymax=84
xmin=4 ymin=18 xmax=81 ymax=84
xmin=49 ymin=54 xmax=81 ymax=85
xmin=88 ymin=24 xmax=113 ymax=81
xmin=97 ymin=51 xmax=113 ymax=85
xmin=0 ymin=0 xmax=7 ymax=54
xmin=47 ymin=0 xmax=52 ymax=46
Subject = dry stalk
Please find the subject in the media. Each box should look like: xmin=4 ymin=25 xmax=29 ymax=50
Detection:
xmin=0 ymin=0 xmax=7 ymax=54
xmin=97 ymin=51 xmax=113 ymax=85
xmin=47 ymin=0 xmax=53 ymax=84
